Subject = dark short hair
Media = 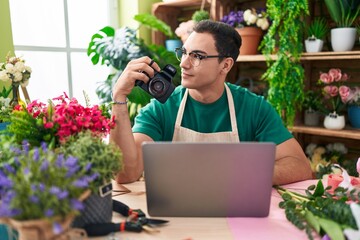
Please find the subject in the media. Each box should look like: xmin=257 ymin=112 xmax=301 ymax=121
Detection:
xmin=193 ymin=20 xmax=241 ymax=62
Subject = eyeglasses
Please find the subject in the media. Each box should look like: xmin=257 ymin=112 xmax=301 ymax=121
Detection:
xmin=174 ymin=47 xmax=229 ymax=67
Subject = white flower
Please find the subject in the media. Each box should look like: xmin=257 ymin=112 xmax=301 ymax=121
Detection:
xmin=5 ymin=63 xmax=15 ymax=74
xmin=343 ymin=203 xmax=360 ymax=240
xmin=0 ymin=71 xmax=10 ymax=81
xmin=247 ymin=14 xmax=257 ymax=25
xmin=243 ymin=9 xmax=252 ymax=22
xmin=332 ymin=143 xmax=348 ymax=154
xmin=25 ymin=66 xmax=32 ymax=73
xmin=15 ymin=61 xmax=25 ymax=72
xmin=257 ymin=18 xmax=269 ymax=30
xmin=13 ymin=72 xmax=23 ymax=82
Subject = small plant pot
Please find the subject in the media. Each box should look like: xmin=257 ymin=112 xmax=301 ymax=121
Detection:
xmin=305 ymin=39 xmax=324 ymax=53
xmin=348 ymin=105 xmax=360 ymax=129
xmin=323 ymin=113 xmax=345 ymax=130
xmin=331 ymin=28 xmax=357 ymax=52
xmin=304 ymin=110 xmax=320 ymax=126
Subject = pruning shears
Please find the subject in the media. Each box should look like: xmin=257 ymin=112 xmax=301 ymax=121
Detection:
xmin=83 ymin=200 xmax=169 ymax=236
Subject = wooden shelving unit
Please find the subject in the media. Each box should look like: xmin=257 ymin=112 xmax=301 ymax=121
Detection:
xmin=151 ymin=0 xmax=360 ymax=152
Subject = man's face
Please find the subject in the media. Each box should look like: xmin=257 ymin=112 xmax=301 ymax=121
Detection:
xmin=180 ymin=32 xmax=224 ymax=90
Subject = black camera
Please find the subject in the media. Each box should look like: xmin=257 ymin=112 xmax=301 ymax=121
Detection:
xmin=136 ymin=64 xmax=176 ymax=104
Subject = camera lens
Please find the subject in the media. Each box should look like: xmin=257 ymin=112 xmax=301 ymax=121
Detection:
xmin=149 ymin=78 xmax=166 ymax=97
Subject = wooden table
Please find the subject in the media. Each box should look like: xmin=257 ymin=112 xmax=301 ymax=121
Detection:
xmin=97 ymin=180 xmax=319 ymax=240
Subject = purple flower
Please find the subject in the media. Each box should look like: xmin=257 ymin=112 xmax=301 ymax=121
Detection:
xmin=29 ymin=195 xmax=39 ymax=203
xmin=65 ymin=156 xmax=78 ymax=168
xmin=22 ymin=140 xmax=29 ymax=153
xmin=49 ymin=186 xmax=61 ymax=196
xmin=72 ymin=177 xmax=89 ymax=188
xmin=221 ymin=11 xmax=244 ymax=27
xmin=23 ymin=168 xmax=30 ymax=175
xmin=66 ymin=166 xmax=80 ymax=177
xmin=45 ymin=209 xmax=54 ymax=217
xmin=38 ymin=183 xmax=45 ymax=191
xmin=53 ymin=222 xmax=63 ymax=234
xmin=10 ymin=146 xmax=21 ymax=155
xmin=40 ymin=142 xmax=48 ymax=152
xmin=3 ymin=164 xmax=15 ymax=174
xmin=0 ymin=171 xmax=13 ymax=188
xmin=58 ymin=190 xmax=69 ymax=200
xmin=55 ymin=154 xmax=64 ymax=167
xmin=40 ymin=159 xmax=49 ymax=171
xmin=85 ymin=162 xmax=92 ymax=172
xmin=70 ymin=199 xmax=84 ymax=211
xmin=33 ymin=148 xmax=40 ymax=161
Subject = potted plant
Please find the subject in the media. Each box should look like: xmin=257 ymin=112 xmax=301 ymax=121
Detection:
xmin=88 ymin=25 xmax=181 ymax=125
xmin=260 ymin=0 xmax=308 ymax=127
xmin=134 ymin=13 xmax=182 ymax=51
xmin=0 ymin=138 xmax=94 ymax=239
xmin=317 ymin=68 xmax=350 ymax=130
xmin=60 ymin=131 xmax=123 ymax=228
xmin=305 ymin=18 xmax=329 ymax=53
xmin=303 ymin=90 xmax=322 ymax=126
xmin=221 ymin=8 xmax=270 ymax=55
xmin=324 ymin=0 xmax=360 ymax=51
xmin=341 ymin=86 xmax=360 ymax=128
xmin=0 ymin=87 xmax=12 ymax=131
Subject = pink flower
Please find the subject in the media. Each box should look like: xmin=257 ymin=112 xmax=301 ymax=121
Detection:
xmin=339 ymin=85 xmax=350 ymax=103
xmin=323 ymin=85 xmax=338 ymax=98
xmin=319 ymin=73 xmax=334 ymax=84
xmin=328 ymin=68 xmax=342 ymax=81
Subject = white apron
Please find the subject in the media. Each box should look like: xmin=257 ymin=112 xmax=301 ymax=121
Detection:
xmin=172 ymin=84 xmax=240 ymax=142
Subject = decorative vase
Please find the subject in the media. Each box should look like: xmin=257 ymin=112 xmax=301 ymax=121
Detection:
xmin=323 ymin=113 xmax=345 ymax=130
xmin=304 ymin=39 xmax=324 ymax=53
xmin=348 ymin=105 xmax=360 ymax=129
xmin=0 ymin=122 xmax=10 ymax=132
xmin=235 ymin=27 xmax=263 ymax=55
xmin=304 ymin=110 xmax=320 ymax=126
xmin=1 ymin=215 xmax=74 ymax=240
xmin=331 ymin=28 xmax=357 ymax=52
xmin=71 ymin=193 xmax=113 ymax=228
xmin=9 ymin=83 xmax=20 ymax=108
xmin=165 ymin=39 xmax=182 ymax=52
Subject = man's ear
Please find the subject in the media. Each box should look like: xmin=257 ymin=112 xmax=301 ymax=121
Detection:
xmin=221 ymin=57 xmax=234 ymax=74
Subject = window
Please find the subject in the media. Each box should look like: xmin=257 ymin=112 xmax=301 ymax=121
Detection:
xmin=9 ymin=0 xmax=117 ymax=105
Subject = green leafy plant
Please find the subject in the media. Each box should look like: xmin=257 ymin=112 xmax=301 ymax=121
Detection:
xmin=303 ymin=90 xmax=322 ymax=111
xmin=134 ymin=13 xmax=176 ymax=39
xmin=60 ymin=131 xmax=123 ymax=195
xmin=88 ymin=25 xmax=181 ymax=124
xmin=260 ymin=0 xmax=309 ymax=127
xmin=307 ymin=18 xmax=330 ymax=40
xmin=0 ymin=139 xmax=94 ymax=221
xmin=192 ymin=10 xmax=210 ymax=23
xmin=276 ymin=180 xmax=360 ymax=240
xmin=324 ymin=0 xmax=360 ymax=27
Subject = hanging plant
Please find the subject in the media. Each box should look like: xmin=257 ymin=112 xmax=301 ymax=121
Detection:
xmin=260 ymin=0 xmax=309 ymax=127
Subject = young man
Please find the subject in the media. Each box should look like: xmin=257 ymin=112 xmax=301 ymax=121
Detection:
xmin=110 ymin=20 xmax=312 ymax=185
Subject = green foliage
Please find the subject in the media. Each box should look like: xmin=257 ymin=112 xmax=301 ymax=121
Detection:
xmin=88 ymin=25 xmax=181 ymax=123
xmin=60 ymin=131 xmax=123 ymax=194
xmin=324 ymin=0 xmax=360 ymax=27
xmin=303 ymin=90 xmax=322 ymax=111
xmin=0 ymin=86 xmax=11 ymax=98
xmin=260 ymin=0 xmax=309 ymax=127
xmin=276 ymin=180 xmax=358 ymax=240
xmin=192 ymin=10 xmax=210 ymax=23
xmin=134 ymin=13 xmax=175 ymax=38
xmin=7 ymin=103 xmax=58 ymax=147
xmin=307 ymin=18 xmax=330 ymax=39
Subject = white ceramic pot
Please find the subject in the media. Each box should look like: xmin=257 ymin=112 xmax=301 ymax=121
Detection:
xmin=305 ymin=39 xmax=324 ymax=53
xmin=323 ymin=113 xmax=345 ymax=130
xmin=331 ymin=28 xmax=357 ymax=52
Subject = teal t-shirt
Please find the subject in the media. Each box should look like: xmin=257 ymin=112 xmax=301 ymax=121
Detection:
xmin=132 ymin=83 xmax=292 ymax=144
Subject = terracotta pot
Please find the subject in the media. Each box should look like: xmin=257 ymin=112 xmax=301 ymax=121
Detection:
xmin=3 ymin=215 xmax=74 ymax=240
xmin=235 ymin=27 xmax=263 ymax=55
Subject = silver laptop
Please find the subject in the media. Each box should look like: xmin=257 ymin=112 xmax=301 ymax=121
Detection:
xmin=142 ymin=142 xmax=276 ymax=217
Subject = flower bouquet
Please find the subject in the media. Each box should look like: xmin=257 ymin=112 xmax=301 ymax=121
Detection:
xmin=317 ymin=68 xmax=350 ymax=129
xmin=0 ymin=138 xmax=94 ymax=239
xmin=0 ymin=55 xmax=32 ymax=107
xmin=276 ymin=159 xmax=360 ymax=240
xmin=221 ymin=8 xmax=269 ymax=55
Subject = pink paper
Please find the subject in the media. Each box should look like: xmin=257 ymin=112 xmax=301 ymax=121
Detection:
xmin=227 ymin=180 xmax=320 ymax=240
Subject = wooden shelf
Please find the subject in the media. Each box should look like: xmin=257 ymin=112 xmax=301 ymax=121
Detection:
xmin=289 ymin=125 xmax=360 ymax=140
xmin=236 ymin=51 xmax=360 ymax=62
